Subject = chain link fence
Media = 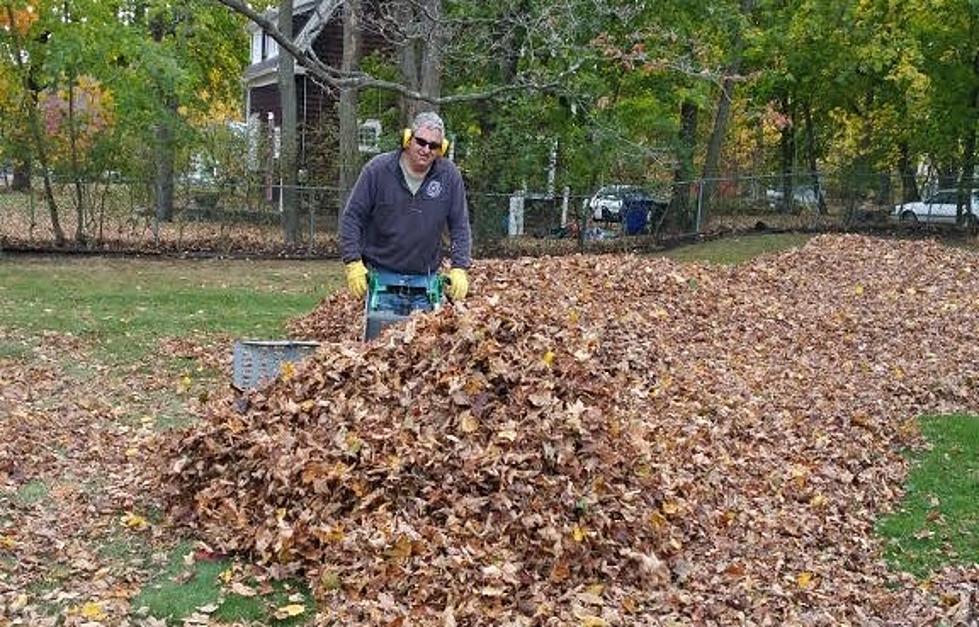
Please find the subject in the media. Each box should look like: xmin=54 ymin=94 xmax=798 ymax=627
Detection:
xmin=0 ymin=171 xmax=972 ymax=257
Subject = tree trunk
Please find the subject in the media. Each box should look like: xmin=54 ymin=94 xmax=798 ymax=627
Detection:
xmin=700 ymin=0 xmax=752 ymax=224
xmin=669 ymin=99 xmax=698 ymax=231
xmin=700 ymin=75 xmax=736 ymax=225
xmin=150 ymin=10 xmax=177 ymax=223
xmin=957 ymin=50 xmax=979 ymax=224
xmin=338 ymin=0 xmax=362 ymax=210
xmin=778 ymin=95 xmax=793 ymax=213
xmin=398 ymin=0 xmax=442 ymax=123
xmin=898 ymin=142 xmax=919 ymax=202
xmin=279 ymin=0 xmax=299 ymax=246
xmin=67 ymin=74 xmax=87 ymax=243
xmin=419 ymin=0 xmax=442 ymax=107
xmin=154 ymin=97 xmax=176 ymax=222
xmin=802 ymin=100 xmax=826 ymax=214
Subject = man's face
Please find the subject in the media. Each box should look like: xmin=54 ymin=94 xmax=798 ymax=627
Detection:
xmin=404 ymin=125 xmax=442 ymax=173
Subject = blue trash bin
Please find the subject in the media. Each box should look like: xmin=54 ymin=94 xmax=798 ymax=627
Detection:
xmin=622 ymin=197 xmax=649 ymax=235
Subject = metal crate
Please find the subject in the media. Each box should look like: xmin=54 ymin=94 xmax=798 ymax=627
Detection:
xmin=232 ymin=340 xmax=320 ymax=391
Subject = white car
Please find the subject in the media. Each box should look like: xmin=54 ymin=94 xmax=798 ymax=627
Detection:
xmin=766 ymin=185 xmax=824 ymax=210
xmin=892 ymin=189 xmax=979 ymax=225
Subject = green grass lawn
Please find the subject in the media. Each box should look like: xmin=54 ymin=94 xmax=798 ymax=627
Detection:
xmin=878 ymin=415 xmax=979 ymax=576
xmin=0 ymin=255 xmax=342 ymax=362
xmin=661 ymin=232 xmax=812 ymax=264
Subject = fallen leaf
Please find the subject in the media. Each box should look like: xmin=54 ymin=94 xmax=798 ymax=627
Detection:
xmin=120 ymin=512 xmax=149 ymax=530
xmin=78 ymin=601 xmax=107 ymax=621
xmin=797 ymin=571 xmax=814 ymax=589
xmin=274 ymin=603 xmax=306 ymax=619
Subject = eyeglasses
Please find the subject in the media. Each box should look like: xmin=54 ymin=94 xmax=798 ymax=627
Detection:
xmin=413 ymin=136 xmax=442 ymax=151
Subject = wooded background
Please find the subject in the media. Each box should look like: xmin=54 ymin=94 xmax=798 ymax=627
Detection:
xmin=0 ymin=0 xmax=977 ymax=250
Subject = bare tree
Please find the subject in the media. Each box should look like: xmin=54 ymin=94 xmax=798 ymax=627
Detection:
xmin=396 ymin=0 xmax=442 ymax=122
xmin=212 ymin=0 xmax=585 ymax=106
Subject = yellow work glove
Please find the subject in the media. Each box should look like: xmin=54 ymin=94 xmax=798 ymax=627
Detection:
xmin=345 ymin=260 xmax=368 ymax=298
xmin=446 ymin=268 xmax=469 ymax=301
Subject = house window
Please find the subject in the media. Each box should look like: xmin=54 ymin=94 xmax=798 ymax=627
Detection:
xmin=251 ymin=32 xmax=262 ymax=63
xmin=359 ymin=119 xmax=382 ymax=154
xmin=263 ymin=34 xmax=278 ymax=61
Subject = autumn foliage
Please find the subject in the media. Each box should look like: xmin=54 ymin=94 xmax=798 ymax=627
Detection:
xmin=39 ymin=75 xmax=115 ymax=165
xmin=0 ymin=2 xmax=38 ymax=37
xmin=165 ymin=235 xmax=979 ymax=624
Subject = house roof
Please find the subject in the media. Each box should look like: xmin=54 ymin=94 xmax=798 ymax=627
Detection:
xmin=245 ymin=0 xmax=342 ymax=84
xmin=244 ymin=57 xmax=308 ymax=85
xmin=245 ymin=0 xmax=324 ymax=33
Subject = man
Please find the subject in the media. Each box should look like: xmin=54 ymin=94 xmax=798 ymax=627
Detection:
xmin=339 ymin=111 xmax=471 ymax=315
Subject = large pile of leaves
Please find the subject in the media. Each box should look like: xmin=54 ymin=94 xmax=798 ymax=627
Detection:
xmin=165 ymin=235 xmax=979 ymax=624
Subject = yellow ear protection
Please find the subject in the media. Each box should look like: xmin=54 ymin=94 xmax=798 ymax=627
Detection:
xmin=402 ymin=128 xmax=449 ymax=156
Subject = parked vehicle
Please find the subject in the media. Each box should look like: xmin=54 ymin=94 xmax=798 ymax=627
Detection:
xmin=588 ymin=184 xmax=666 ymax=226
xmin=891 ymin=189 xmax=979 ymax=225
xmin=766 ymin=185 xmax=824 ymax=210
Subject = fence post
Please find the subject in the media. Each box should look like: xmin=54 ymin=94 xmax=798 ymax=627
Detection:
xmin=696 ymin=179 xmax=705 ymax=233
xmin=28 ymin=187 xmax=36 ymax=240
xmin=561 ymin=186 xmax=570 ymax=227
xmin=307 ymin=187 xmax=315 ymax=257
xmin=508 ymin=191 xmax=525 ymax=236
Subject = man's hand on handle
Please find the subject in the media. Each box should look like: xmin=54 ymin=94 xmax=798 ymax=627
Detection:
xmin=345 ymin=261 xmax=368 ymax=298
xmin=446 ymin=268 xmax=469 ymax=301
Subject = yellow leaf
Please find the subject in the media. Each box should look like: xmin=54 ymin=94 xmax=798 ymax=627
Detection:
xmin=10 ymin=593 xmax=27 ymax=610
xmin=280 ymin=361 xmax=296 ymax=382
xmin=120 ymin=512 xmax=149 ymax=531
xmin=809 ymin=493 xmax=827 ymax=508
xmin=274 ymin=603 xmax=306 ymax=619
xmin=386 ymin=534 xmax=413 ymax=561
xmin=542 ymin=350 xmax=555 ymax=367
xmin=854 ymin=284 xmax=864 ymax=295
xmin=572 ymin=525 xmax=587 ymax=542
xmin=316 ymin=525 xmax=344 ymax=543
xmin=178 ymin=374 xmax=192 ymax=392
xmin=579 ymin=616 xmax=607 ymax=627
xmin=219 ymin=567 xmax=233 ymax=584
xmin=79 ymin=601 xmax=107 ymax=621
xmin=661 ymin=500 xmax=680 ymax=515
xmin=585 ymin=582 xmax=605 ymax=596
xmin=459 ymin=411 xmax=479 ymax=434
xmin=621 ymin=595 xmax=638 ymax=613
xmin=0 ymin=534 xmax=16 ymax=549
xmin=796 ymin=571 xmax=814 ymax=589
xmin=648 ymin=512 xmax=667 ymax=529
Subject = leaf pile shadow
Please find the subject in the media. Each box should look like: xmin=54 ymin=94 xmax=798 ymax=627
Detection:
xmin=164 ymin=234 xmax=979 ymax=624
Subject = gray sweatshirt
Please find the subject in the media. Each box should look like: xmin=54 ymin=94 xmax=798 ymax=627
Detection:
xmin=339 ymin=150 xmax=472 ymax=274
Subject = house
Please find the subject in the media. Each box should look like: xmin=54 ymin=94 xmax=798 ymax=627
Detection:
xmin=243 ymin=0 xmax=387 ymax=171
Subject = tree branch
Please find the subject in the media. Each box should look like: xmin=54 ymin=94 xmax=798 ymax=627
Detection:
xmin=213 ymin=0 xmax=581 ymax=104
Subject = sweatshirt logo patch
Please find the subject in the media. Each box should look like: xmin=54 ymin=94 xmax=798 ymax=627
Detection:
xmin=424 ymin=180 xmax=443 ymax=199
